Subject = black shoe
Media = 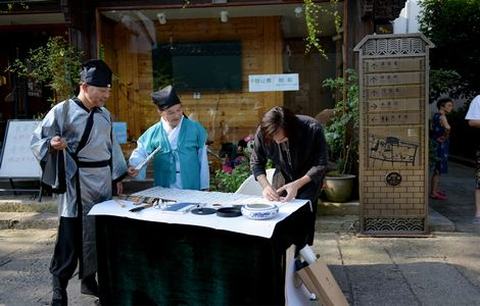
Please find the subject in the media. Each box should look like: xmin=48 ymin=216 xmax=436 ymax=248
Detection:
xmin=81 ymin=274 xmax=99 ymax=297
xmin=51 ymin=288 xmax=67 ymax=306
xmin=51 ymin=276 xmax=68 ymax=306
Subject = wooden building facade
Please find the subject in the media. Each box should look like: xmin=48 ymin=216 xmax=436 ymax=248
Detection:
xmin=0 ymin=0 xmax=407 ymax=150
xmin=96 ymin=1 xmax=340 ymax=147
xmin=101 ymin=14 xmax=286 ymax=145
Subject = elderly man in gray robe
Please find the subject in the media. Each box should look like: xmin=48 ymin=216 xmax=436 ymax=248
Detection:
xmin=31 ymin=59 xmax=127 ymax=306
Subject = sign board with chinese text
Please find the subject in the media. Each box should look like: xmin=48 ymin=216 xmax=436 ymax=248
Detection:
xmin=0 ymin=120 xmax=41 ymax=178
xmin=248 ymin=73 xmax=299 ymax=92
xmin=354 ymin=33 xmax=434 ymax=236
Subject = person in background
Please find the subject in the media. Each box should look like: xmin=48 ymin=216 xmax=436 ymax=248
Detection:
xmin=465 ymin=94 xmax=480 ymax=224
xmin=127 ymin=85 xmax=209 ymax=190
xmin=31 ymin=59 xmax=128 ymax=306
xmin=220 ymin=137 xmax=250 ymax=173
xmin=430 ymin=97 xmax=454 ymax=200
xmin=250 ymin=106 xmax=328 ymax=245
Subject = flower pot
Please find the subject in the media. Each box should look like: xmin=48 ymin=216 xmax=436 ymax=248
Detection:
xmin=323 ymin=174 xmax=356 ymax=203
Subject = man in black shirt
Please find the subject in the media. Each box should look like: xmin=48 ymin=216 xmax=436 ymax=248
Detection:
xmin=250 ymin=106 xmax=328 ymax=244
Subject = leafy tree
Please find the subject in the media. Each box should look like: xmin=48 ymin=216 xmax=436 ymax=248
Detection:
xmin=322 ymin=69 xmax=359 ymax=175
xmin=0 ymin=1 xmax=29 ymax=13
xmin=304 ymin=0 xmax=341 ymax=57
xmin=8 ymin=36 xmax=83 ymax=105
xmin=429 ymin=69 xmax=461 ymax=103
xmin=419 ymin=0 xmax=480 ymax=100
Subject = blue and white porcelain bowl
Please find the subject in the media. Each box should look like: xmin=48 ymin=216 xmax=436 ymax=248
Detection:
xmin=241 ymin=203 xmax=279 ymax=220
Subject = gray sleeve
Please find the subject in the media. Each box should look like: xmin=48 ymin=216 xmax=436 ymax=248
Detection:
xmin=250 ymin=129 xmax=268 ymax=180
xmin=30 ymin=107 xmax=60 ymax=164
xmin=305 ymin=125 xmax=328 ymax=185
xmin=111 ymin=126 xmax=128 ymax=182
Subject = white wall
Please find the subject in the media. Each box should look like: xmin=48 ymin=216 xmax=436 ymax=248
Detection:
xmin=393 ymin=0 xmax=421 ymax=34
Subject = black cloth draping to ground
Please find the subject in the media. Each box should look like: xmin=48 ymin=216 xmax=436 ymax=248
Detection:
xmin=95 ymin=203 xmax=310 ymax=306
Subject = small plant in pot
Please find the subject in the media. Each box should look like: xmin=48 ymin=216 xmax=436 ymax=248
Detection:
xmin=321 ymin=69 xmax=359 ymax=202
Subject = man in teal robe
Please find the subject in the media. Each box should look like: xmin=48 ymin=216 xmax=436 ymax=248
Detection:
xmin=127 ymin=85 xmax=209 ymax=190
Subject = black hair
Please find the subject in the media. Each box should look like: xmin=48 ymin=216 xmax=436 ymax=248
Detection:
xmin=237 ymin=139 xmax=247 ymax=148
xmin=436 ymin=97 xmax=453 ymax=110
xmin=260 ymin=106 xmax=297 ymax=143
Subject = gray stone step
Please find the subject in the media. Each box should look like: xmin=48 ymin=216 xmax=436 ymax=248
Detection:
xmin=429 ymin=208 xmax=455 ymax=232
xmin=0 ymin=196 xmax=456 ymax=232
xmin=0 ymin=212 xmax=58 ymax=230
xmin=316 ymin=215 xmax=359 ymax=233
xmin=0 ymin=199 xmax=57 ymax=213
xmin=0 ymin=195 xmax=58 ymax=229
xmin=318 ymin=199 xmax=360 ymax=216
xmin=316 ymin=206 xmax=454 ymax=233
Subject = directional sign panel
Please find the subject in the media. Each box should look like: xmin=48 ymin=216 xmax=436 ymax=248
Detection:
xmin=354 ymin=34 xmax=434 ymax=236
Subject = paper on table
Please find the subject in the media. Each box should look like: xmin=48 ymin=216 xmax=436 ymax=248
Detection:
xmin=135 ymin=146 xmax=162 ymax=171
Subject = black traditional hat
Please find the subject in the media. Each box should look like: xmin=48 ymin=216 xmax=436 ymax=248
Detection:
xmin=80 ymin=59 xmax=112 ymax=88
xmin=151 ymin=85 xmax=181 ymax=110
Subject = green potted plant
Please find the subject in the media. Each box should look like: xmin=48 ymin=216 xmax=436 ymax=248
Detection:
xmin=210 ymin=136 xmax=254 ymax=193
xmin=210 ymin=136 xmax=274 ymax=193
xmin=321 ymin=69 xmax=359 ymax=202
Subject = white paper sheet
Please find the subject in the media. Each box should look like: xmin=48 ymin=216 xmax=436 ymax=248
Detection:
xmin=88 ymin=187 xmax=311 ymax=238
xmin=134 ymin=146 xmax=162 ymax=170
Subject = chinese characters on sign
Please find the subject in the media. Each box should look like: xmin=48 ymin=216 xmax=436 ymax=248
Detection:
xmin=248 ymin=74 xmax=299 ymax=92
xmin=0 ymin=120 xmax=42 ymax=178
xmin=354 ymin=34 xmax=434 ymax=235
xmin=363 ymin=58 xmax=425 ymax=168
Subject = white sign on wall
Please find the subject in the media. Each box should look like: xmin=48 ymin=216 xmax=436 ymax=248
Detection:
xmin=0 ymin=120 xmax=42 ymax=178
xmin=113 ymin=122 xmax=128 ymax=144
xmin=248 ymin=73 xmax=299 ymax=92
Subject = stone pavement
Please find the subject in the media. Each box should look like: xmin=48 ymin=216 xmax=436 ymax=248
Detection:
xmin=0 ymin=228 xmax=98 ymax=306
xmin=312 ymin=231 xmax=480 ymax=306
xmin=313 ymin=161 xmax=480 ymax=305
xmin=429 ymin=161 xmax=480 ymax=233
xmin=0 ymin=162 xmax=479 ymax=305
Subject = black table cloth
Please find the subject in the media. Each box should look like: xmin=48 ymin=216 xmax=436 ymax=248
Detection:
xmin=95 ymin=203 xmax=310 ymax=306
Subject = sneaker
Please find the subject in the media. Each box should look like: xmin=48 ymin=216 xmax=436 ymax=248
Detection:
xmin=430 ymin=192 xmax=447 ymax=200
xmin=473 ymin=217 xmax=480 ymax=225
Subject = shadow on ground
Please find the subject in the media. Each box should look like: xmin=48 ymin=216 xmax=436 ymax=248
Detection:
xmin=331 ymin=261 xmax=480 ymax=306
xmin=429 ymin=162 xmax=480 ymax=233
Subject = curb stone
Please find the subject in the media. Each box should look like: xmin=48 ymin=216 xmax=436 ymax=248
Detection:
xmin=0 ymin=212 xmax=58 ymax=230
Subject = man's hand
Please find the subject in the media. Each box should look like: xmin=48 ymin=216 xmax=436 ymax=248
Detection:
xmin=468 ymin=119 xmax=480 ymax=128
xmin=276 ymin=181 xmax=300 ymax=202
xmin=127 ymin=166 xmax=139 ymax=177
xmin=276 ymin=175 xmax=312 ymax=202
xmin=50 ymin=136 xmax=67 ymax=150
xmin=262 ymin=184 xmax=280 ymax=201
xmin=256 ymin=174 xmax=280 ymax=201
xmin=116 ymin=181 xmax=123 ymax=195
